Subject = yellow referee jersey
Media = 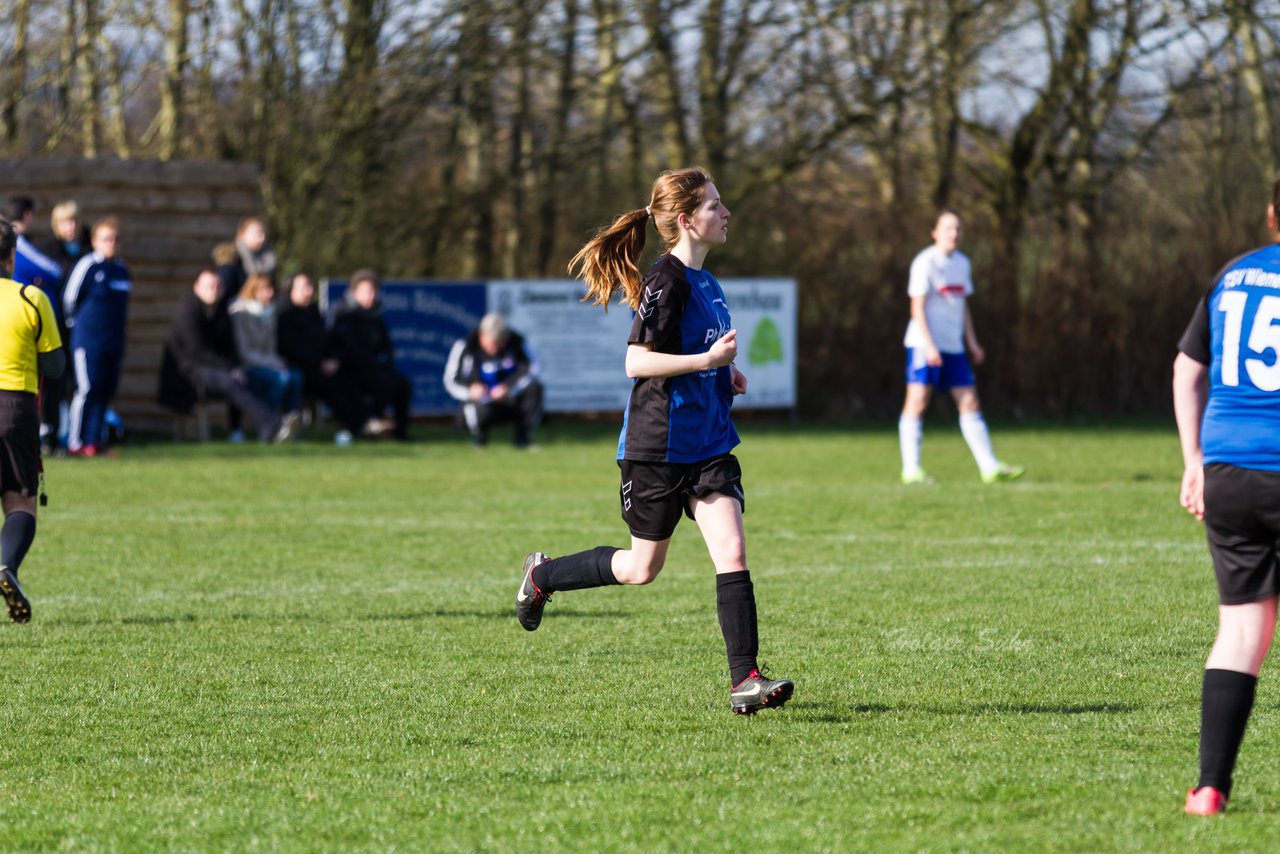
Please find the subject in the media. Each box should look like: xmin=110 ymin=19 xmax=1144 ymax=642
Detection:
xmin=0 ymin=278 xmax=62 ymax=394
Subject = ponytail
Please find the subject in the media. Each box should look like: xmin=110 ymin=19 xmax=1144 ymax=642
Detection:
xmin=568 ymin=208 xmax=650 ymax=310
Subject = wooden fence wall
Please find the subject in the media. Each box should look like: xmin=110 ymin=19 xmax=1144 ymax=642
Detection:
xmin=1 ymin=158 xmax=261 ymax=433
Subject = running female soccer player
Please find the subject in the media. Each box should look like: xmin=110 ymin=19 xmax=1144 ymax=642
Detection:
xmin=1176 ymin=174 xmax=1280 ymax=816
xmin=898 ymin=210 xmax=1023 ymax=484
xmin=515 ymin=167 xmax=794 ymax=715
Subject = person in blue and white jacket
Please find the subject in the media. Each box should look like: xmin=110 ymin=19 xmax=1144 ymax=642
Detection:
xmin=63 ymin=218 xmax=131 ymax=456
xmin=443 ymin=312 xmax=543 ymax=448
xmin=5 ymin=197 xmax=63 ymax=300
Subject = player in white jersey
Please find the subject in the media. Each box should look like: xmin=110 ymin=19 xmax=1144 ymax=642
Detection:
xmin=898 ymin=210 xmax=1023 ymax=484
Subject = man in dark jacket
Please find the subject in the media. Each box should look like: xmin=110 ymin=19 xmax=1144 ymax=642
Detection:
xmin=277 ymin=272 xmax=368 ymax=443
xmin=164 ymin=269 xmax=280 ymax=442
xmin=443 ymin=312 xmax=543 ymax=448
xmin=331 ymin=270 xmax=411 ymax=440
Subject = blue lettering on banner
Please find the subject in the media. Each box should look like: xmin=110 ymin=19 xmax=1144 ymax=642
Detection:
xmin=324 ymin=280 xmax=487 ymax=415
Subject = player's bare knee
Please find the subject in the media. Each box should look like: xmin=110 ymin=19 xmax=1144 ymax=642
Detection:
xmin=615 ymin=553 xmax=664 ymax=585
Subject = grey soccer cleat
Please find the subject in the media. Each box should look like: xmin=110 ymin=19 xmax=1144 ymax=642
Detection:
xmin=515 ymin=552 xmax=551 ymax=632
xmin=730 ymin=668 xmax=794 ymax=715
xmin=0 ymin=567 xmax=31 ymax=623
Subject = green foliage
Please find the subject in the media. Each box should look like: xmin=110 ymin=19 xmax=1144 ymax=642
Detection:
xmin=0 ymin=423 xmax=1276 ymax=849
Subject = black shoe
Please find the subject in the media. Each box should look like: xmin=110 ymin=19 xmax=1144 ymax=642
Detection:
xmin=730 ymin=668 xmax=794 ymax=715
xmin=515 ymin=552 xmax=550 ymax=631
xmin=0 ymin=567 xmax=31 ymax=623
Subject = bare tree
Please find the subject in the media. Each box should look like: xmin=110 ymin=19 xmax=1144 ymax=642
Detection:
xmin=157 ymin=0 xmax=189 ymax=160
xmin=1 ymin=0 xmax=30 ymax=148
xmin=77 ymin=0 xmax=102 ymax=156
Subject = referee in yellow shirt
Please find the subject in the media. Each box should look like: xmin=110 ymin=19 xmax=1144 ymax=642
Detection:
xmin=0 ymin=217 xmax=65 ymax=622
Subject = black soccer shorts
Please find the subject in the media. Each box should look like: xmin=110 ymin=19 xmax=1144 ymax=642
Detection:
xmin=617 ymin=453 xmax=745 ymax=542
xmin=0 ymin=391 xmax=41 ymax=499
xmin=1204 ymin=462 xmax=1280 ymax=605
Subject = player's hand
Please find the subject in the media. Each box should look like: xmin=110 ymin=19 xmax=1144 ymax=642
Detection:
xmin=321 ymin=358 xmax=339 ymax=375
xmin=469 ymin=382 xmax=488 ymax=402
xmin=707 ymin=329 xmax=738 ymax=368
xmin=1180 ymin=465 xmax=1205 ymax=521
xmin=730 ymin=364 xmax=747 ymax=395
xmin=925 ymin=344 xmax=943 ymax=367
xmin=968 ymin=342 xmax=985 ymax=366
xmin=490 ymin=384 xmax=509 ymax=401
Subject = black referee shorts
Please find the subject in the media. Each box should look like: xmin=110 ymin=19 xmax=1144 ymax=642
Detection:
xmin=618 ymin=453 xmax=744 ymax=542
xmin=1204 ymin=462 xmax=1280 ymax=605
xmin=0 ymin=391 xmax=41 ymax=499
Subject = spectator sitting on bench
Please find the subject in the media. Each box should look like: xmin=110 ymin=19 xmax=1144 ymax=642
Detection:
xmin=330 ymin=270 xmax=412 ymax=441
xmin=161 ymin=269 xmax=285 ymax=442
xmin=277 ymin=272 xmax=369 ymax=446
xmin=229 ymin=274 xmax=302 ymax=440
xmin=444 ymin=312 xmax=543 ymax=448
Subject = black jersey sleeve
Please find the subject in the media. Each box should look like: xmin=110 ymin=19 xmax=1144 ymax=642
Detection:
xmin=1177 ymin=294 xmax=1211 ymax=365
xmin=627 ymin=267 xmax=688 ymax=353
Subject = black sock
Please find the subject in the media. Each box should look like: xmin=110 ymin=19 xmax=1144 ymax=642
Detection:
xmin=716 ymin=571 xmax=758 ymax=686
xmin=532 ymin=547 xmax=620 ymax=593
xmin=1 ymin=511 xmax=36 ymax=576
xmin=1197 ymin=668 xmax=1258 ymax=798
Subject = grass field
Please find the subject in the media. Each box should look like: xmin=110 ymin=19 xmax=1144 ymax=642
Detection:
xmin=1 ymin=419 xmax=1277 ymax=851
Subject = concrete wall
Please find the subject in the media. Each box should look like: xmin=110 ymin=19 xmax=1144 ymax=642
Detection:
xmin=1 ymin=157 xmax=261 ymax=432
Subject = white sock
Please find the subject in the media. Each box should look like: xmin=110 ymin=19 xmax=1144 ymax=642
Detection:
xmin=959 ymin=411 xmax=999 ymax=475
xmin=899 ymin=415 xmax=923 ymax=474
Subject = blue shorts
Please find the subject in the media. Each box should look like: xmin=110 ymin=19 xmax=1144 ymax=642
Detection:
xmin=905 ymin=348 xmax=975 ymax=391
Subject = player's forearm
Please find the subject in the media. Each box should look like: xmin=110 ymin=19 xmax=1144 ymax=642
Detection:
xmin=625 ymin=345 xmax=715 ymax=379
xmin=1172 ymin=353 xmax=1208 ymax=467
xmin=963 ymin=308 xmax=980 ymax=350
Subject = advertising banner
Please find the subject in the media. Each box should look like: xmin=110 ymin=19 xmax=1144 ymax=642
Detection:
xmin=325 ymin=278 xmax=796 ymax=416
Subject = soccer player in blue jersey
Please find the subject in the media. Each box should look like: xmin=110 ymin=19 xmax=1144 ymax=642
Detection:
xmin=515 ymin=167 xmax=794 ymax=715
xmin=1177 ymin=175 xmax=1280 ymax=816
xmin=898 ymin=210 xmax=1023 ymax=484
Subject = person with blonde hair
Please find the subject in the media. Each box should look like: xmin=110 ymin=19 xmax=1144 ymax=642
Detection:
xmin=35 ymin=200 xmax=90 ymax=453
xmin=515 ymin=167 xmax=794 ymax=715
xmin=229 ymin=273 xmax=301 ymax=439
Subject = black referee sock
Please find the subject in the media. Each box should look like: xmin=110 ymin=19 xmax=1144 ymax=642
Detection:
xmin=532 ymin=546 xmax=620 ymax=593
xmin=1197 ymin=668 xmax=1258 ymax=798
xmin=1 ymin=511 xmax=36 ymax=576
xmin=716 ymin=571 xmax=759 ymax=686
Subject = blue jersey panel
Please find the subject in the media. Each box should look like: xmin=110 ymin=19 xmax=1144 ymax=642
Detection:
xmin=664 ymin=267 xmax=739 ymax=462
xmin=1202 ymin=244 xmax=1280 ymax=471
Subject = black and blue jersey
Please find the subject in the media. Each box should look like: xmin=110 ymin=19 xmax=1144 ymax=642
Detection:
xmin=63 ymin=252 xmax=132 ymax=353
xmin=1179 ymin=243 xmax=1280 ymax=471
xmin=616 ymin=254 xmax=740 ymax=463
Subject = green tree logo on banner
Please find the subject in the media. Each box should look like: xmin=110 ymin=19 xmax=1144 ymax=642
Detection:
xmin=749 ymin=317 xmax=783 ymax=365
